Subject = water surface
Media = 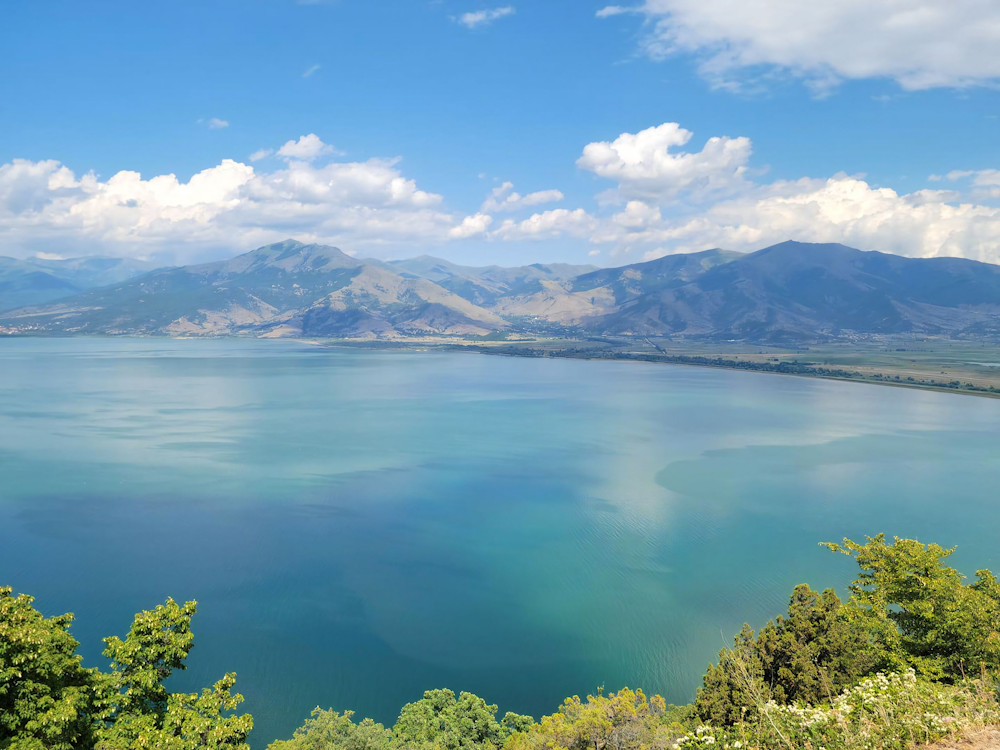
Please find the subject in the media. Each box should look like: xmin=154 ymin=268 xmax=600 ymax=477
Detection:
xmin=1 ymin=338 xmax=998 ymax=745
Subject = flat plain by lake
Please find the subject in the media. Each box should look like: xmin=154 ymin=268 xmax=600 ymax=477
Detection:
xmin=1 ymin=338 xmax=999 ymax=746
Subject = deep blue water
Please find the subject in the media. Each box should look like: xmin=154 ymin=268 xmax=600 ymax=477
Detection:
xmin=1 ymin=338 xmax=998 ymax=745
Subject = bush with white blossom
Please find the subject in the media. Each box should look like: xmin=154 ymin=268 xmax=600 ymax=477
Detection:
xmin=672 ymin=669 xmax=999 ymax=750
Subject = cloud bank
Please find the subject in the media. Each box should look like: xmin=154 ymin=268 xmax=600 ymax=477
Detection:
xmin=0 ymin=146 xmax=456 ymax=264
xmin=2 ymin=124 xmax=999 ymax=264
xmin=599 ymin=0 xmax=1000 ymax=92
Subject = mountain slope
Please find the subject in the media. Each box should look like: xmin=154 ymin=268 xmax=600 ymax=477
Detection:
xmin=591 ymin=242 xmax=1000 ymax=339
xmin=5 ymin=240 xmax=1000 ymax=341
xmin=0 ymin=256 xmax=157 ymax=311
xmin=387 ymin=256 xmax=598 ymax=307
xmin=1 ymin=241 xmax=505 ymax=337
xmin=491 ymin=248 xmax=741 ymax=325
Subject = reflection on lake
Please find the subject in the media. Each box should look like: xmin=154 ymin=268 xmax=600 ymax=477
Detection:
xmin=2 ymin=338 xmax=998 ymax=746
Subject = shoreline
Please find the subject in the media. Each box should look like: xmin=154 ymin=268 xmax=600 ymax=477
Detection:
xmin=4 ymin=332 xmax=1000 ymax=400
xmin=474 ymin=347 xmax=1000 ymax=400
xmin=308 ymin=338 xmax=1000 ymax=400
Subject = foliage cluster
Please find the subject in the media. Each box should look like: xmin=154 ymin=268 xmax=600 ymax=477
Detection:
xmin=693 ymin=535 xmax=1000 ymax=727
xmin=270 ymin=690 xmax=532 ymax=750
xmin=676 ymin=668 xmax=1000 ymax=750
xmin=4 ymin=533 xmax=1000 ymax=750
xmin=0 ymin=589 xmax=251 ymax=750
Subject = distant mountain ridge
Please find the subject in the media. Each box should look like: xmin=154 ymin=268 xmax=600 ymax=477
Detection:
xmin=4 ymin=239 xmax=1000 ymax=341
xmin=0 ymin=255 xmax=156 ymax=311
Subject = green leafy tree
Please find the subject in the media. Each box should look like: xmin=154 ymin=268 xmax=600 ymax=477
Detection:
xmin=96 ymin=598 xmax=252 ymax=750
xmin=695 ymin=585 xmax=872 ymax=725
xmin=267 ymin=708 xmax=392 ymax=750
xmin=1 ymin=588 xmax=252 ymax=750
xmin=505 ymin=687 xmax=686 ymax=750
xmin=825 ymin=534 xmax=1000 ymax=680
xmin=0 ymin=587 xmax=112 ymax=750
xmin=391 ymin=689 xmax=531 ymax=750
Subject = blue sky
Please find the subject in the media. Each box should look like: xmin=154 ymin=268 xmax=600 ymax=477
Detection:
xmin=1 ymin=0 xmax=998 ymax=266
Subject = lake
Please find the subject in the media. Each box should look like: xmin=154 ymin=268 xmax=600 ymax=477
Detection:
xmin=1 ymin=338 xmax=998 ymax=746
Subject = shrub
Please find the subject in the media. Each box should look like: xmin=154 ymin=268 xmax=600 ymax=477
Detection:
xmin=505 ymin=687 xmax=691 ymax=750
xmin=676 ymin=669 xmax=1000 ymax=750
xmin=825 ymin=534 xmax=1000 ymax=681
xmin=695 ymin=585 xmax=873 ymax=725
xmin=268 ymin=708 xmax=391 ymax=750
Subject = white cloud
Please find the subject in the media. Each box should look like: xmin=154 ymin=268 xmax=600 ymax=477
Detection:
xmin=0 ymin=147 xmax=466 ymax=263
xmin=207 ymin=118 xmax=229 ymax=130
xmin=5 ymin=124 xmax=1000 ymax=267
xmin=596 ymin=6 xmax=631 ymax=18
xmin=940 ymin=168 xmax=1000 ymax=199
xmin=249 ymin=149 xmax=273 ymax=162
xmin=449 ymin=212 xmax=493 ymax=239
xmin=604 ymin=0 xmax=1000 ymax=91
xmin=974 ymin=171 xmax=1000 ymax=187
xmin=492 ymin=208 xmax=598 ymax=240
xmin=302 ymin=64 xmax=321 ymax=78
xmin=577 ymin=122 xmax=752 ymax=202
xmin=480 ymin=182 xmax=564 ymax=212
xmin=944 ymin=169 xmax=1000 ymax=187
xmin=599 ymin=175 xmax=1000 ymax=263
xmin=456 ymin=6 xmax=515 ymax=29
xmin=495 ymin=121 xmax=1000 ymax=263
xmin=276 ymin=133 xmax=339 ymax=162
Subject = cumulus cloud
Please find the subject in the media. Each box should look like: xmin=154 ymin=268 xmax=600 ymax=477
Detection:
xmin=0 ymin=145 xmax=466 ymax=263
xmin=276 ymin=134 xmax=339 ymax=162
xmin=561 ymin=122 xmax=1000 ymax=262
xmin=207 ymin=118 xmax=229 ymax=130
xmin=456 ymin=6 xmax=515 ymax=29
xmin=602 ymin=0 xmax=1000 ymax=91
xmin=480 ymin=182 xmax=565 ymax=212
xmin=449 ymin=212 xmax=493 ymax=239
xmin=5 ymin=123 xmax=1000 ymax=266
xmin=600 ymin=176 xmax=1000 ymax=263
xmin=577 ymin=122 xmax=752 ymax=202
xmin=249 ymin=149 xmax=273 ymax=162
xmin=492 ymin=208 xmax=599 ymax=240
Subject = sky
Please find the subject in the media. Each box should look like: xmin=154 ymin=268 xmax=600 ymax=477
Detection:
xmin=1 ymin=0 xmax=998 ymax=267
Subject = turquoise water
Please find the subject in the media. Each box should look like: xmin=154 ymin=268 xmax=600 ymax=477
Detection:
xmin=1 ymin=338 xmax=999 ymax=745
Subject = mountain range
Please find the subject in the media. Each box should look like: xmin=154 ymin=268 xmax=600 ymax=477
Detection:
xmin=0 ymin=255 xmax=156 ymax=311
xmin=3 ymin=239 xmax=1000 ymax=342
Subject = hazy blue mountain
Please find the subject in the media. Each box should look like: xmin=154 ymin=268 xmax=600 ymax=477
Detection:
xmin=386 ymin=255 xmax=598 ymax=307
xmin=0 ymin=255 xmax=157 ymax=311
xmin=593 ymin=242 xmax=1000 ymax=340
xmin=0 ymin=241 xmax=504 ymax=336
xmin=484 ymin=248 xmax=740 ymax=325
xmin=5 ymin=240 xmax=1000 ymax=341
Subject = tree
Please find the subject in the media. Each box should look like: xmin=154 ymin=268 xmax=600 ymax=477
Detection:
xmin=390 ymin=689 xmax=532 ymax=750
xmin=96 ymin=598 xmax=252 ymax=750
xmin=824 ymin=534 xmax=1000 ymax=681
xmin=695 ymin=585 xmax=872 ymax=725
xmin=267 ymin=708 xmax=391 ymax=750
xmin=506 ymin=687 xmax=684 ymax=750
xmin=0 ymin=588 xmax=252 ymax=750
xmin=0 ymin=587 xmax=111 ymax=750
